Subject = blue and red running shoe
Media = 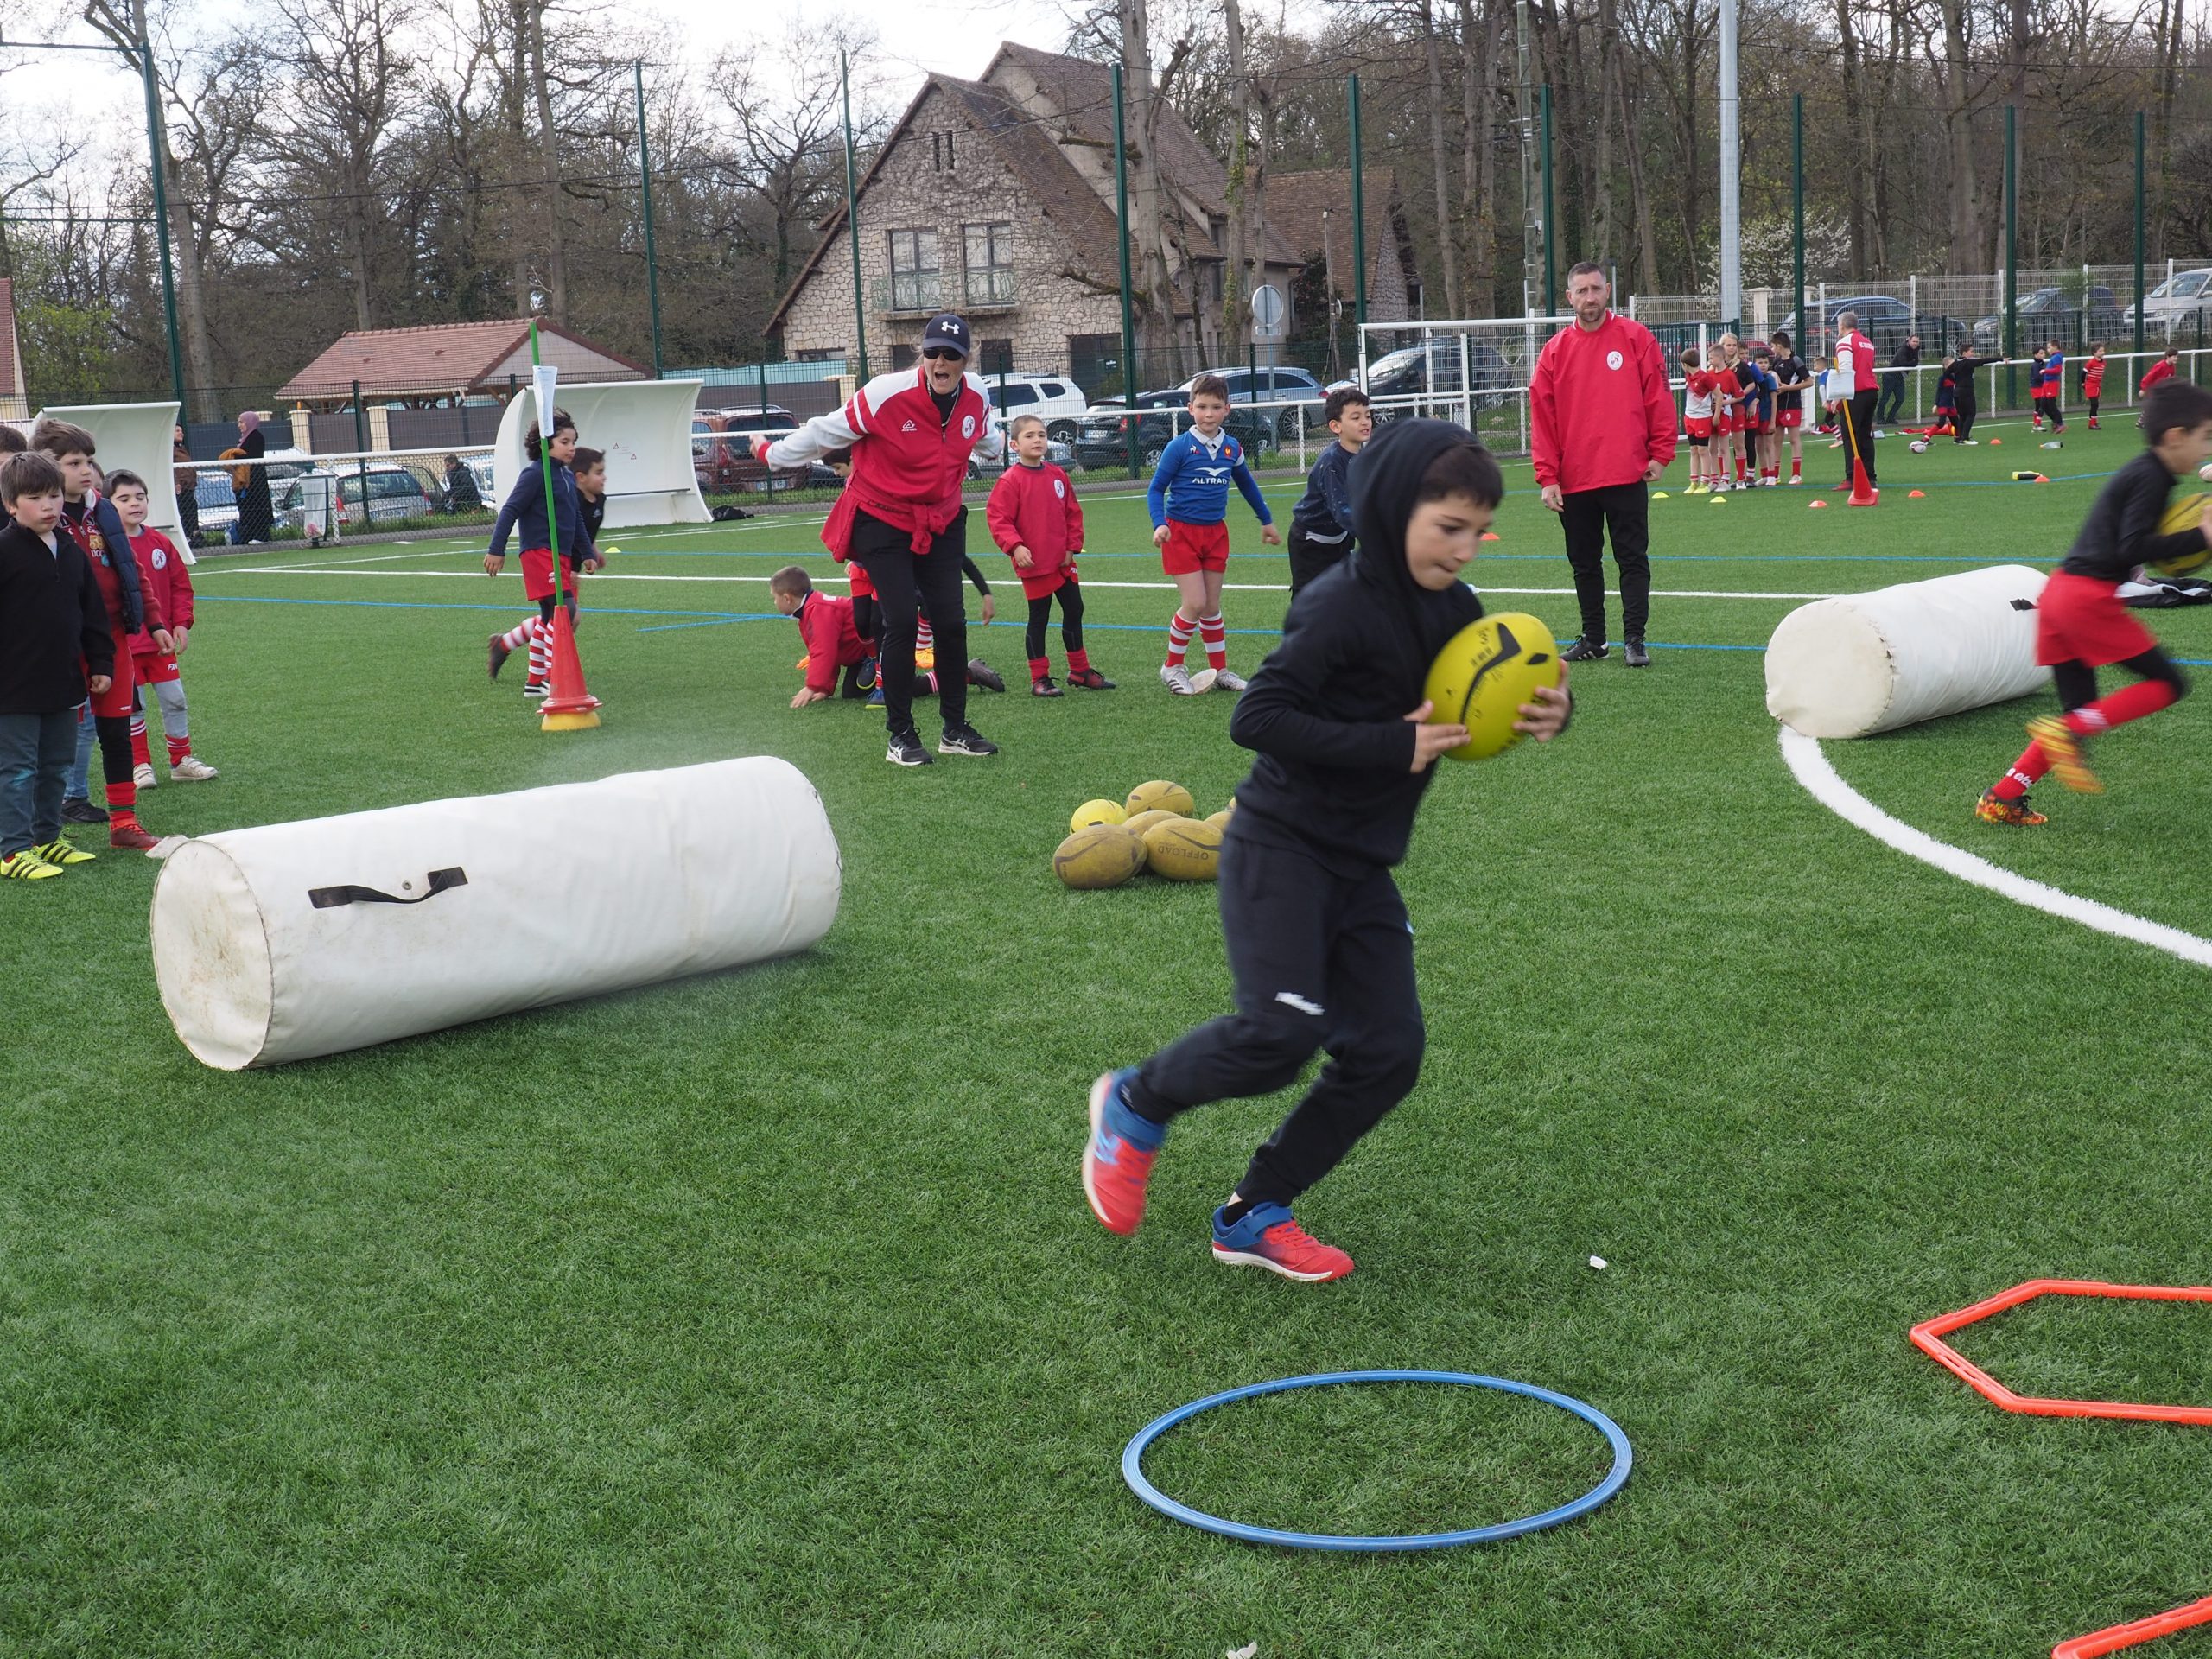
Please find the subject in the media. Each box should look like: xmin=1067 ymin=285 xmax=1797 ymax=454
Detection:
xmin=1211 ymin=1203 xmax=1354 ymax=1281
xmin=1084 ymin=1069 xmax=1162 ymax=1236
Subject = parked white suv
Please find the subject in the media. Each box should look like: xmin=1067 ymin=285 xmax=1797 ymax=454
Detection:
xmin=981 ymin=374 xmax=1089 ymax=444
xmin=2122 ymin=268 xmax=2212 ymax=336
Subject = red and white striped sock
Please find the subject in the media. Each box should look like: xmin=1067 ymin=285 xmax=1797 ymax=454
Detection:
xmin=1164 ymin=612 xmax=1194 ymax=667
xmin=917 ymin=617 xmax=936 ymax=655
xmin=167 ymin=732 xmax=191 ymax=766
xmin=129 ymin=715 xmax=150 ymax=768
xmin=526 ymin=623 xmax=551 ymax=684
xmin=499 ymin=616 xmax=537 ymax=652
xmin=1198 ymin=613 xmax=1228 ymax=671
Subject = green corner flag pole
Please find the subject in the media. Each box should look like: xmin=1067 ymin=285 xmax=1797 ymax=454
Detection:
xmin=529 ymin=321 xmax=567 ymax=612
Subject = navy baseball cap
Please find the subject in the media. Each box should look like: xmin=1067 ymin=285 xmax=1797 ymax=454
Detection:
xmin=920 ymin=313 xmax=970 ymax=358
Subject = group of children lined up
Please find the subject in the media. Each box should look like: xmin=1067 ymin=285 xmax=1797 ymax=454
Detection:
xmin=1680 ymin=332 xmax=1815 ymax=490
xmin=1914 ymin=343 xmax=2178 ymax=445
xmin=0 ymin=422 xmax=215 ymax=882
xmin=777 ymin=376 xmax=1374 ymax=713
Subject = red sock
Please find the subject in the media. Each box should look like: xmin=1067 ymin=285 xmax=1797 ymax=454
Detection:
xmin=130 ymin=715 xmax=150 ymax=768
xmin=1028 ymin=655 xmax=1051 ymax=683
xmin=1198 ymin=613 xmax=1228 ymax=671
xmin=1067 ymin=647 xmax=1090 ymax=674
xmin=2066 ymin=679 xmax=2180 ymax=734
xmin=1164 ymin=612 xmax=1194 ymax=667
xmin=1991 ymin=751 xmax=2048 ymax=801
xmin=1790 ymin=459 xmax=1801 ymax=477
xmin=168 ymin=734 xmax=191 ymax=766
xmin=1736 ymin=458 xmax=1747 ymax=480
xmin=105 ymin=779 xmax=138 ymax=822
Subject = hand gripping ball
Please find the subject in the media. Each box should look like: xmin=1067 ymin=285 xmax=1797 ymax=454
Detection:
xmin=1423 ymin=612 xmax=1564 ymax=762
xmin=2150 ymin=493 xmax=2212 ymax=577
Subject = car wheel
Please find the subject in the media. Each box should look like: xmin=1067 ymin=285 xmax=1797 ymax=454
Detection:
xmin=1047 ymin=421 xmax=1077 ymax=445
xmin=1141 ymin=443 xmax=1167 ymax=472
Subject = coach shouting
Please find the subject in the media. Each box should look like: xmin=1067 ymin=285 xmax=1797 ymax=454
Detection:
xmin=1529 ymin=262 xmax=1676 ymax=668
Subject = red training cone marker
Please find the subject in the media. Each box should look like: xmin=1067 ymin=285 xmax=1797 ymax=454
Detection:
xmin=2035 ymin=474 xmax=2050 ymax=483
xmin=1989 ymin=437 xmax=2003 ymax=446
xmin=1480 ymin=531 xmax=1501 ymax=542
xmin=1908 ymin=489 xmax=1926 ymax=498
xmin=1809 ymin=499 xmax=1829 ymax=509
xmin=539 ymin=607 xmax=602 ymax=731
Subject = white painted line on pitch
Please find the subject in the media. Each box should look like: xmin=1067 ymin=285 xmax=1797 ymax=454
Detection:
xmin=1778 ymin=724 xmax=2212 ymax=969
xmin=204 ymin=565 xmax=1830 ymax=601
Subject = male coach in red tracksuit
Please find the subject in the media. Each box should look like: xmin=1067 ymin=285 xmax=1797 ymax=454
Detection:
xmin=1834 ymin=310 xmax=1879 ymax=493
xmin=1530 ymin=260 xmax=1676 ymax=668
xmin=754 ymin=311 xmax=1003 ymax=767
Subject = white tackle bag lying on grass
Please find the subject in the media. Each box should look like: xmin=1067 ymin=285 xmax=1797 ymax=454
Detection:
xmin=151 ymin=757 xmax=841 ymax=1069
xmin=1764 ymin=563 xmax=2050 ymax=739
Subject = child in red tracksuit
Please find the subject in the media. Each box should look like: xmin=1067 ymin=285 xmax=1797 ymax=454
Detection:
xmin=986 ymin=414 xmax=1113 ymax=696
xmin=105 ymin=471 xmax=217 ymax=785
xmin=772 ymin=566 xmax=879 ymax=704
xmin=2081 ymin=346 xmax=2107 ymax=429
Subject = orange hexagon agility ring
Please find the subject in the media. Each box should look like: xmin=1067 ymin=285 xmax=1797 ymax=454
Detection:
xmin=1910 ymin=1278 xmax=2212 ymax=1426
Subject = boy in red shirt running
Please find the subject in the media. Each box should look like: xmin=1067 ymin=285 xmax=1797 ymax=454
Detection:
xmin=2082 ymin=344 xmax=2107 ymax=429
xmin=105 ymin=472 xmax=218 ymax=786
xmin=1977 ymin=380 xmax=2212 ymax=823
xmin=986 ymin=414 xmax=1113 ymax=696
xmin=2139 ymin=347 xmax=2180 ymax=404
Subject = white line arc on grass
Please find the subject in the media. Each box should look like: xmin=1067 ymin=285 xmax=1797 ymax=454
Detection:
xmin=1777 ymin=723 xmax=2212 ymax=969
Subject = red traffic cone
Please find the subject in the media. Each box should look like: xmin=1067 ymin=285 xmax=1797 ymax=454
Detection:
xmin=539 ymin=607 xmax=601 ymax=732
xmin=1847 ymin=455 xmax=1878 ymax=507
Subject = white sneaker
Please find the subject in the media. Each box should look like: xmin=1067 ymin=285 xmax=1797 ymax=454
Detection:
xmin=1213 ymin=668 xmax=1249 ymax=692
xmin=1160 ymin=664 xmax=1199 ymax=696
xmin=171 ymin=755 xmax=219 ymax=781
xmin=133 ymin=763 xmax=157 ymax=789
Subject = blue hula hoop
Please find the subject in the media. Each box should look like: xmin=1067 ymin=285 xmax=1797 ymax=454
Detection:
xmin=1121 ymin=1368 xmax=1632 ymax=1552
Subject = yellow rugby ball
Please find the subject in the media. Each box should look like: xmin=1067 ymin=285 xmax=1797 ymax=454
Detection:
xmin=2150 ymin=493 xmax=2212 ymax=576
xmin=1205 ymin=805 xmax=1235 ymax=830
xmin=1423 ymin=611 xmax=1564 ymax=761
xmin=1071 ymin=798 xmax=1127 ymax=832
xmin=1124 ymin=809 xmax=1181 ymax=840
xmin=1143 ymin=817 xmax=1223 ymax=880
xmin=1126 ymin=779 xmax=1195 ymax=818
xmin=1053 ymin=824 xmax=1147 ymax=889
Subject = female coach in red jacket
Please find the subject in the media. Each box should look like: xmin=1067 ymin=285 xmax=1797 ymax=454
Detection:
xmin=1529 ymin=262 xmax=1677 ymax=669
xmin=754 ymin=312 xmax=1003 ymax=767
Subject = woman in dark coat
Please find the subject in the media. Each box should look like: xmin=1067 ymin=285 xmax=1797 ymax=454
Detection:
xmin=232 ymin=410 xmax=274 ymax=544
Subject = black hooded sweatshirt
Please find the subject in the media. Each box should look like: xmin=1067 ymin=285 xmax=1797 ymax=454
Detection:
xmin=1228 ymin=419 xmax=1488 ymax=874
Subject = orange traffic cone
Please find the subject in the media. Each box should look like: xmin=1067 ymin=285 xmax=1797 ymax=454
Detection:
xmin=540 ymin=607 xmax=601 ymax=732
xmin=1846 ymin=455 xmax=1878 ymax=507
xmin=1908 ymin=489 xmax=1926 ymax=498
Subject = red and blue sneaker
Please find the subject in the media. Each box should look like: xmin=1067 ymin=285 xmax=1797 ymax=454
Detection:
xmin=1084 ymin=1069 xmax=1162 ymax=1236
xmin=1211 ymin=1203 xmax=1355 ymax=1282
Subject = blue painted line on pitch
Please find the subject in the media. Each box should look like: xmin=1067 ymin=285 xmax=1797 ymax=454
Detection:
xmin=198 ymin=594 xmax=768 ymax=622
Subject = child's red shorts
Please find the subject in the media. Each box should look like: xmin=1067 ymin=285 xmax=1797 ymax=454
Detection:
xmin=1716 ymin=412 xmax=1738 ymax=435
xmin=133 ymin=651 xmax=181 ymax=688
xmin=2037 ymin=571 xmax=2157 ymax=667
xmin=520 ymin=547 xmax=580 ymax=603
xmin=1777 ymin=409 xmax=1802 ymax=429
xmin=1020 ymin=560 xmax=1078 ymax=602
xmin=88 ymin=630 xmax=137 ymax=718
xmin=1685 ymin=416 xmax=1713 ymax=443
xmin=1162 ymin=520 xmax=1230 ymax=575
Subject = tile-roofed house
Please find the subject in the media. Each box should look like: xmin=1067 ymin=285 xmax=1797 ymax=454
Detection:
xmin=0 ymin=278 xmax=25 ymax=418
xmin=1265 ymin=168 xmax=1421 ymax=323
xmin=767 ymin=44 xmax=1306 ymax=397
xmin=277 ymin=319 xmax=647 ymax=407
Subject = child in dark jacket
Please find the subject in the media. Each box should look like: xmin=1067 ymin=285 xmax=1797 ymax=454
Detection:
xmin=485 ymin=409 xmax=600 ymax=697
xmin=0 ymin=451 xmax=115 ymax=879
xmin=1081 ymin=419 xmax=1573 ymax=1281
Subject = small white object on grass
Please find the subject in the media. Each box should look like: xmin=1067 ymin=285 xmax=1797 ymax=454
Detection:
xmin=2199 ymin=461 xmax=2212 ymax=484
xmin=1588 ymin=1255 xmax=1608 ymax=1270
xmin=1227 ymin=1645 xmax=1259 ymax=1659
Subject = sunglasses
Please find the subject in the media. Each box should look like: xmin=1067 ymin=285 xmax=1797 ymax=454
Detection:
xmin=920 ymin=346 xmax=966 ymax=362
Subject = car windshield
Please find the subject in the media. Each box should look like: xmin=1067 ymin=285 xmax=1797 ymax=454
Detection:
xmin=2179 ymin=271 xmax=2211 ymax=298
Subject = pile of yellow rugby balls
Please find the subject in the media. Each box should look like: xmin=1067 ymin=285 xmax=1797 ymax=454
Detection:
xmin=1054 ymin=781 xmax=1231 ymax=888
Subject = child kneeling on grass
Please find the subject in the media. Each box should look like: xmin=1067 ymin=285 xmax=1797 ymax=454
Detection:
xmin=0 ymin=451 xmax=112 ymax=880
xmin=773 ymin=565 xmax=879 ymax=705
xmin=985 ymin=412 xmax=1112 ymax=696
xmin=1977 ymin=378 xmax=2212 ymax=824
xmin=1082 ymin=419 xmax=1573 ymax=1281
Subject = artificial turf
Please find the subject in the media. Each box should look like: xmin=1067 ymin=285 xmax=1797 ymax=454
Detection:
xmin=6 ymin=413 xmax=2212 ymax=1656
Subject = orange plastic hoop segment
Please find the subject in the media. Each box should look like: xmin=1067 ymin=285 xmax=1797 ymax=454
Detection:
xmin=2052 ymin=1595 xmax=2212 ymax=1659
xmin=1909 ymin=1279 xmax=2212 ymax=1427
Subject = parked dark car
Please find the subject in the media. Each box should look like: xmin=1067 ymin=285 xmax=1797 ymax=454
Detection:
xmin=1774 ymin=296 xmax=1967 ymax=358
xmin=709 ymin=407 xmax=841 ymax=495
xmin=1179 ymin=365 xmax=1329 ymax=437
xmin=1362 ymin=337 xmax=1514 ymax=416
xmin=1073 ymin=390 xmax=1280 ymax=473
xmin=1971 ymin=286 xmax=2125 ymax=352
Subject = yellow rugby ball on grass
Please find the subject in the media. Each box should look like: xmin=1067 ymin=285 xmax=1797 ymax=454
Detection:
xmin=1143 ymin=817 xmax=1222 ymax=880
xmin=1071 ymin=798 xmax=1128 ymax=832
xmin=1123 ymin=809 xmax=1182 ymax=839
xmin=2150 ymin=493 xmax=2212 ymax=576
xmin=1126 ymin=779 xmax=1195 ymax=818
xmin=1053 ymin=824 xmax=1147 ymax=889
xmin=1423 ymin=611 xmax=1564 ymax=761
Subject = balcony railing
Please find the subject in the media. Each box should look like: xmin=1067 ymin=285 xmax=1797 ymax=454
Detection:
xmin=870 ymin=267 xmax=1017 ymax=317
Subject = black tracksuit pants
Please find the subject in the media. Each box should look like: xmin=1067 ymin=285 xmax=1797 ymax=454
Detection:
xmin=1842 ymin=390 xmax=1878 ymax=487
xmin=1287 ymin=524 xmax=1352 ymax=595
xmin=1559 ymin=481 xmax=1650 ymax=645
xmin=851 ymin=507 xmax=969 ymax=739
xmin=1128 ymin=830 xmax=1425 ymax=1210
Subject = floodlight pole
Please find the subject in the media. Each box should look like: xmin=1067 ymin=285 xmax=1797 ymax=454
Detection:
xmin=634 ymin=61 xmax=664 ymax=379
xmin=1348 ymin=76 xmax=1368 ymax=327
xmin=1791 ymin=95 xmax=1805 ymax=347
xmin=841 ymin=48 xmax=869 ymax=383
xmin=1719 ymin=0 xmax=1740 ymax=330
xmin=1112 ymin=62 xmax=1141 ymax=475
xmin=1540 ymin=84 xmax=1556 ymax=315
xmin=2004 ymin=104 xmax=2018 ymax=409
xmin=2133 ymin=111 xmax=2147 ymax=359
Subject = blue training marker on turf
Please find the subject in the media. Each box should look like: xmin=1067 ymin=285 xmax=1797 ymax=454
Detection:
xmin=1120 ymin=1368 xmax=1631 ymax=1552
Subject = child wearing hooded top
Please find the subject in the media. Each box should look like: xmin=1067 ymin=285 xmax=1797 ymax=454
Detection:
xmin=1080 ymin=419 xmax=1573 ymax=1281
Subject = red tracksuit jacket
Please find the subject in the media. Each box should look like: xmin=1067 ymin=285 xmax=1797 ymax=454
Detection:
xmin=125 ymin=526 xmax=194 ymax=656
xmin=795 ymin=590 xmax=871 ymax=695
xmin=985 ymin=461 xmax=1084 ymax=594
xmin=1529 ymin=312 xmax=1678 ymax=493
xmin=766 ymin=367 xmax=1001 ymax=557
